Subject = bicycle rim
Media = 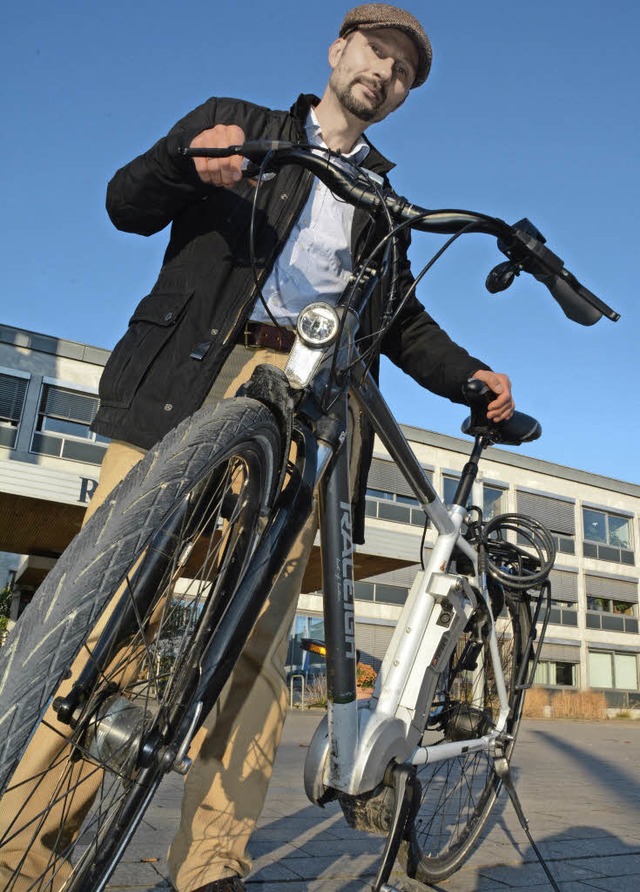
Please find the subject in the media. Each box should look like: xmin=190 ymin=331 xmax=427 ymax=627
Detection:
xmin=401 ymin=595 xmax=530 ymax=884
xmin=0 ymin=409 xmax=279 ymax=891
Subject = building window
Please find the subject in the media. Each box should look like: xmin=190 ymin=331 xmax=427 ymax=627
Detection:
xmin=586 ymin=597 xmax=636 ymax=615
xmin=443 ymin=474 xmax=461 ymax=506
xmin=585 ymin=574 xmax=639 ymax=634
xmin=547 ymin=569 xmax=579 ymax=626
xmin=589 ymin=650 xmax=638 ymax=692
xmin=483 ymin=485 xmax=507 ymax=520
xmin=286 ymin=615 xmax=326 ymax=678
xmin=365 ymin=458 xmax=431 ymax=527
xmin=516 ymin=490 xmax=576 ymax=555
xmin=585 ymin=599 xmax=638 ymax=634
xmin=534 ymin=660 xmax=577 ymax=687
xmin=583 ymin=508 xmax=634 ymax=565
xmin=0 ymin=372 xmax=28 ymax=448
xmin=354 ymin=579 xmax=409 ymax=606
xmin=365 ymin=489 xmax=424 ymax=527
xmin=32 ymin=384 xmax=109 ymax=465
xmin=516 ymin=489 xmax=576 ymax=554
xmin=548 ymin=600 xmax=579 ymax=627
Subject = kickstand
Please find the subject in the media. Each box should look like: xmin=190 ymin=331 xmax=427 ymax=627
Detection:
xmin=494 ymin=752 xmax=561 ymax=892
xmin=372 ymin=763 xmax=419 ymax=892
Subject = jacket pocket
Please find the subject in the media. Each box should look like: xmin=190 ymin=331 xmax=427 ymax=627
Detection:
xmin=99 ymin=290 xmax=194 ymax=410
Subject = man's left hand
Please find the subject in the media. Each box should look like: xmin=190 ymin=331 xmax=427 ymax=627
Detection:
xmin=470 ymin=370 xmax=514 ymax=423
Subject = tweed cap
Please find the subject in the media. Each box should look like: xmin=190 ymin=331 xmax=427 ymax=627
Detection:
xmin=340 ymin=3 xmax=432 ymax=88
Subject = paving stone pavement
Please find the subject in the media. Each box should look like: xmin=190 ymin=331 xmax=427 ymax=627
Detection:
xmin=106 ymin=714 xmax=640 ymax=892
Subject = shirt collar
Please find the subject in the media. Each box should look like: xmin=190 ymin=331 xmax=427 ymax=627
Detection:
xmin=305 ymin=108 xmax=370 ymax=165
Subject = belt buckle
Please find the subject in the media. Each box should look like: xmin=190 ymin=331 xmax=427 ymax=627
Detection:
xmin=243 ymin=323 xmax=259 ymax=350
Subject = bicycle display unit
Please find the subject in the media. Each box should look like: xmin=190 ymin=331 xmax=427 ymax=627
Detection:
xmin=0 ymin=142 xmax=619 ymax=891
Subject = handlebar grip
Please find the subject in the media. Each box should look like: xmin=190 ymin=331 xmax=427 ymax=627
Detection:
xmin=532 ymin=270 xmax=618 ymax=326
xmin=503 ymin=221 xmax=620 ymax=325
xmin=180 ymin=141 xmax=296 ymax=161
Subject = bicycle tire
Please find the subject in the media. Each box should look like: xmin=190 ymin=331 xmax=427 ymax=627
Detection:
xmin=0 ymin=397 xmax=281 ymax=891
xmin=399 ymin=592 xmax=531 ymax=884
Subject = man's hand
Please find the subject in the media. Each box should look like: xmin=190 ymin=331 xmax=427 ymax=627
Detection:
xmin=470 ymin=370 xmax=514 ymax=423
xmin=189 ymin=124 xmax=246 ymax=187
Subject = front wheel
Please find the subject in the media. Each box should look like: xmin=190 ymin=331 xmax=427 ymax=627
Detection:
xmin=0 ymin=398 xmax=281 ymax=891
xmin=400 ymin=592 xmax=531 ymax=884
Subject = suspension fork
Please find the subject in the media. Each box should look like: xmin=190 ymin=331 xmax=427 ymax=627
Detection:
xmin=316 ymin=393 xmax=360 ymax=789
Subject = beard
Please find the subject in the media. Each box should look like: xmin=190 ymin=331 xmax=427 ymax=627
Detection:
xmin=334 ymin=78 xmax=388 ymax=122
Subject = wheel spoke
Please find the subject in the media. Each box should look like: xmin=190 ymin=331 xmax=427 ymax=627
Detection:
xmin=401 ymin=597 xmax=530 ymax=882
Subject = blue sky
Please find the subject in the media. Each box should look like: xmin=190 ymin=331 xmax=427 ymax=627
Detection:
xmin=1 ymin=1 xmax=638 ymax=483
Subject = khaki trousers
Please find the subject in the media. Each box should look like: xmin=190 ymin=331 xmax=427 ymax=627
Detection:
xmin=0 ymin=345 xmax=359 ymax=892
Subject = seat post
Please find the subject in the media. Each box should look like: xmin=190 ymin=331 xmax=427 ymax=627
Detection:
xmin=452 ymin=435 xmax=489 ymax=508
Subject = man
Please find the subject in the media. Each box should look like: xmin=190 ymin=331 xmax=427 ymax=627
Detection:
xmin=1 ymin=5 xmax=513 ymax=892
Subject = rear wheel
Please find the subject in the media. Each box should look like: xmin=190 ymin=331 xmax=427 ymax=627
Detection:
xmin=0 ymin=398 xmax=281 ymax=891
xmin=400 ymin=592 xmax=531 ymax=884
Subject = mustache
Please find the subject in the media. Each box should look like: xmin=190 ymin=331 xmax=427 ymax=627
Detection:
xmin=355 ymin=77 xmax=387 ymax=104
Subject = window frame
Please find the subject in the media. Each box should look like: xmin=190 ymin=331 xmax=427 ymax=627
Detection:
xmin=588 ymin=650 xmax=639 ymax=692
xmin=0 ymin=369 xmax=30 ymax=449
xmin=31 ymin=381 xmax=108 ymax=465
xmin=582 ymin=506 xmax=634 ymax=564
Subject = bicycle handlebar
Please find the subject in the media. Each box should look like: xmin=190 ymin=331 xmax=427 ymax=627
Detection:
xmin=180 ymin=141 xmax=619 ymax=326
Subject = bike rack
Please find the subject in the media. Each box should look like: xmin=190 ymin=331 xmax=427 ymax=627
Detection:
xmin=289 ymin=673 xmax=306 ymax=709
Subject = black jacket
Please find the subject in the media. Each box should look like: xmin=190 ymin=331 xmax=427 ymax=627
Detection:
xmin=93 ymin=94 xmax=488 ymax=541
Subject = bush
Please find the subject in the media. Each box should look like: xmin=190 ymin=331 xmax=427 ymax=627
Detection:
xmin=522 ymin=686 xmax=607 ymax=720
xmin=305 ymin=674 xmax=328 ymax=708
xmin=522 ymin=686 xmax=550 ymax=718
xmin=356 ymin=662 xmax=377 ymax=690
xmin=0 ymin=586 xmax=12 ymax=647
xmin=551 ymin=690 xmax=606 ymax=720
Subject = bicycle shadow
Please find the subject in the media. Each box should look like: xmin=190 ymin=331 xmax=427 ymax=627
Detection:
xmin=421 ymin=827 xmax=640 ymax=892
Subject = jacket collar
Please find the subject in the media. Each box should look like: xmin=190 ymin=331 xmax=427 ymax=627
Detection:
xmin=290 ymin=93 xmax=395 ymax=176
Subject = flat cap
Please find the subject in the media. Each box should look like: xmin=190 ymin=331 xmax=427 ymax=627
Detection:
xmin=340 ymin=3 xmax=432 ymax=88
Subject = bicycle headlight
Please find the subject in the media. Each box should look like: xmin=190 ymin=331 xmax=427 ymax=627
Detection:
xmin=296 ymin=303 xmax=339 ymax=347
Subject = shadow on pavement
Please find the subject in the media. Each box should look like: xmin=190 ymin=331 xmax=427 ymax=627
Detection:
xmin=528 ymin=726 xmax=640 ymax=812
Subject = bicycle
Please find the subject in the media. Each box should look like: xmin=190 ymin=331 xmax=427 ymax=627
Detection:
xmin=0 ymin=141 xmax=619 ymax=892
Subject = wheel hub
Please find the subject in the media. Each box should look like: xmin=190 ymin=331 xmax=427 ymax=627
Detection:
xmin=84 ymin=695 xmax=155 ymax=775
xmin=445 ymin=703 xmax=492 ymax=741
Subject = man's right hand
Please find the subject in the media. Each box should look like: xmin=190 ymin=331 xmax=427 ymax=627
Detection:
xmin=189 ymin=124 xmax=246 ymax=187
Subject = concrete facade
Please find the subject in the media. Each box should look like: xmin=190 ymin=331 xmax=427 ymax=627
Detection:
xmin=1 ymin=322 xmax=638 ymax=709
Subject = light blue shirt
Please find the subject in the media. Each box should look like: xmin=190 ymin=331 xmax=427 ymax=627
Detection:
xmin=251 ymin=110 xmax=370 ymax=326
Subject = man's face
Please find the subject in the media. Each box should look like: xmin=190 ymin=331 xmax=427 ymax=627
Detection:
xmin=327 ymin=28 xmax=418 ymax=124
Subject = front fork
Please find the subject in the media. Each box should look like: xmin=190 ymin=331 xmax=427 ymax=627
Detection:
xmin=316 ymin=393 xmax=360 ymax=789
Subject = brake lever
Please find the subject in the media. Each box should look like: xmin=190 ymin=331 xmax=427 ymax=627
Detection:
xmin=240 ymin=158 xmax=275 ymax=181
xmin=495 ymin=218 xmax=620 ymax=324
xmin=485 ymin=260 xmax=521 ymax=294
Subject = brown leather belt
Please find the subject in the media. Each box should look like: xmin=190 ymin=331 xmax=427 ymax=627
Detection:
xmin=241 ymin=321 xmax=295 ymax=352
